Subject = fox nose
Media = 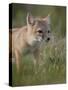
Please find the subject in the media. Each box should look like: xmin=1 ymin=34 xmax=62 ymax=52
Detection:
xmin=47 ymin=37 xmax=50 ymax=41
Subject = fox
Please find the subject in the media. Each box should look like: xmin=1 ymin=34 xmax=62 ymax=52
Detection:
xmin=9 ymin=13 xmax=51 ymax=73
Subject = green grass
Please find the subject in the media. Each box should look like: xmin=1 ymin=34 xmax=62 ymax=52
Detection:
xmin=12 ymin=37 xmax=66 ymax=86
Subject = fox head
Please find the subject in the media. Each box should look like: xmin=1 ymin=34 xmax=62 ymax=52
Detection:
xmin=26 ymin=13 xmax=51 ymax=46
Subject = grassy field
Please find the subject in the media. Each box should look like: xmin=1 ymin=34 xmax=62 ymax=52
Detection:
xmin=12 ymin=35 xmax=66 ymax=86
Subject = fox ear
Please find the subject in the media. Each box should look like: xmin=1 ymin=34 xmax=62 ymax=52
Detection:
xmin=27 ymin=13 xmax=34 ymax=25
xmin=43 ymin=14 xmax=50 ymax=24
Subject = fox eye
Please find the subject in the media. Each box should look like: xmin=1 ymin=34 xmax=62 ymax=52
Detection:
xmin=48 ymin=30 xmax=50 ymax=33
xmin=37 ymin=30 xmax=43 ymax=33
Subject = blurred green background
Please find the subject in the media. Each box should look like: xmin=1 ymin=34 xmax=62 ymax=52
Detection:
xmin=11 ymin=3 xmax=66 ymax=86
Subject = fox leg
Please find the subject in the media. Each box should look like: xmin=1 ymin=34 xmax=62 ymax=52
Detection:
xmin=15 ymin=49 xmax=21 ymax=73
xmin=33 ymin=49 xmax=40 ymax=73
xmin=14 ymin=49 xmax=23 ymax=84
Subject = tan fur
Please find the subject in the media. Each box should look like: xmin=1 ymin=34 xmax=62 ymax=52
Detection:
xmin=9 ymin=13 xmax=51 ymax=72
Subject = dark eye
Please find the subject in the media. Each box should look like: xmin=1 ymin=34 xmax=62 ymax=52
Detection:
xmin=48 ymin=30 xmax=50 ymax=33
xmin=37 ymin=30 xmax=43 ymax=33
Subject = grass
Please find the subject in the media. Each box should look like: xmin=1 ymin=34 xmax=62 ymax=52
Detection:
xmin=12 ymin=36 xmax=66 ymax=86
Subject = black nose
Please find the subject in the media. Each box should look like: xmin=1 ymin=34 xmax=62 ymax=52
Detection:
xmin=47 ymin=37 xmax=50 ymax=41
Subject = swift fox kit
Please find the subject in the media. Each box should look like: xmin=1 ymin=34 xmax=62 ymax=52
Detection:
xmin=9 ymin=13 xmax=51 ymax=72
